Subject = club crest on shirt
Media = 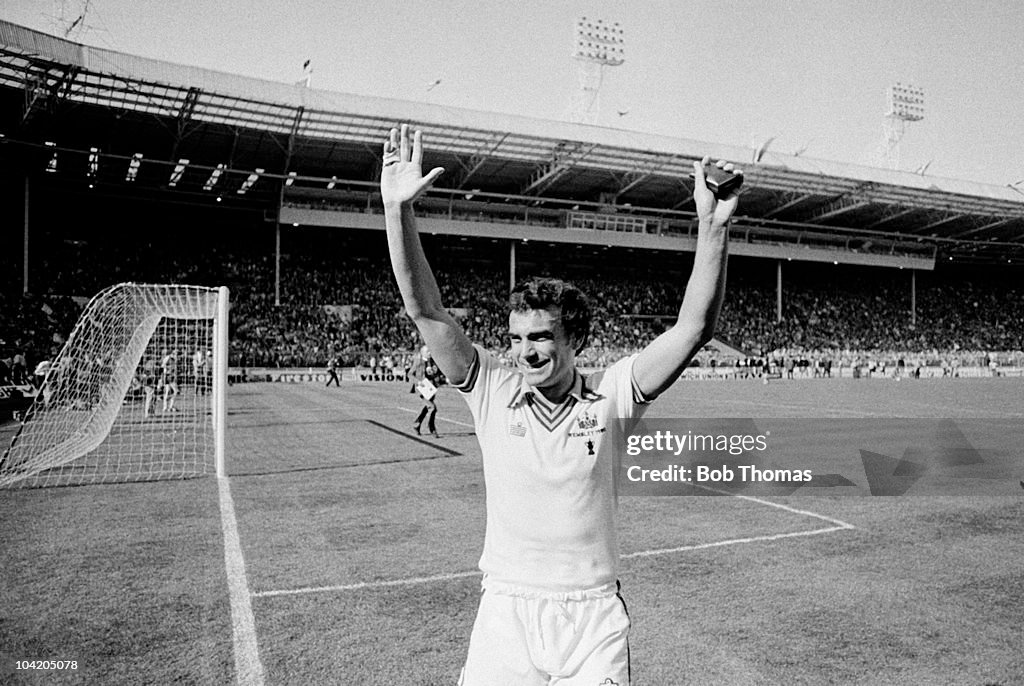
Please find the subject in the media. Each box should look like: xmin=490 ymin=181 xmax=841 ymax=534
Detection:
xmin=509 ymin=420 xmax=527 ymax=437
xmin=568 ymin=410 xmax=606 ymax=438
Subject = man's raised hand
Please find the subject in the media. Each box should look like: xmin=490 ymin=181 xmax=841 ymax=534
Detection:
xmin=380 ymin=124 xmax=445 ymax=207
xmin=692 ymin=155 xmax=742 ymax=228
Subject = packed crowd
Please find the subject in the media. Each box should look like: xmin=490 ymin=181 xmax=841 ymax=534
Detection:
xmin=2 ymin=236 xmax=1022 ymax=376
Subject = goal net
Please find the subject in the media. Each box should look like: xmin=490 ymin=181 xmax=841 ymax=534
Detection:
xmin=1 ymin=283 xmax=229 ymax=489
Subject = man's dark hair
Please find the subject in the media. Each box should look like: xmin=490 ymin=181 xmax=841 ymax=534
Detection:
xmin=509 ymin=277 xmax=591 ymax=353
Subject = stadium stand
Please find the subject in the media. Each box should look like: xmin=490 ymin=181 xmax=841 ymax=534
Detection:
xmin=1 ymin=18 xmax=1021 ymax=380
xmin=2 ymin=219 xmax=1021 ymax=378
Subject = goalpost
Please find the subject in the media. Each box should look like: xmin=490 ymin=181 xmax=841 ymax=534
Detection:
xmin=0 ymin=283 xmax=229 ymax=489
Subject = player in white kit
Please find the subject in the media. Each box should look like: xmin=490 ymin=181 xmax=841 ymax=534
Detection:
xmin=381 ymin=124 xmax=740 ymax=685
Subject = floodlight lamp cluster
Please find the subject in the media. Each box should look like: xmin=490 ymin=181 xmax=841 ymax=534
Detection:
xmin=23 ymin=139 xmax=281 ymax=198
xmin=125 ymin=153 xmax=143 ymax=182
xmin=169 ymin=159 xmax=189 ymax=187
xmin=203 ymin=163 xmax=225 ymax=191
xmin=574 ymin=17 xmax=625 ymax=65
xmin=888 ymin=82 xmax=925 ymax=121
xmin=45 ymin=141 xmax=58 ymax=173
xmin=237 ymin=168 xmax=264 ymax=195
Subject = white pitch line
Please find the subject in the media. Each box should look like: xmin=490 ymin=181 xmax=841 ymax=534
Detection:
xmin=622 ymin=525 xmax=850 ymax=559
xmin=218 ymin=476 xmax=265 ymax=686
xmin=396 ymin=406 xmax=476 ymax=429
xmin=392 ymin=410 xmax=855 ymax=528
xmin=691 ymin=483 xmax=857 ymax=529
xmin=253 ymin=422 xmax=855 ymax=600
xmin=252 ymin=523 xmax=854 ymax=598
xmin=252 ymin=569 xmax=483 ymax=598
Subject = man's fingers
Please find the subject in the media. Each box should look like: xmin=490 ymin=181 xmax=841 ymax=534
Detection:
xmin=410 ymin=168 xmax=445 ymax=201
xmin=692 ymin=157 xmax=710 ymax=192
xmin=423 ymin=167 xmax=445 ymax=186
xmin=412 ymin=129 xmax=424 ymax=166
xmin=400 ymin=123 xmax=410 ymax=162
xmin=383 ymin=128 xmax=400 ymax=165
xmin=386 ymin=128 xmax=399 ymax=155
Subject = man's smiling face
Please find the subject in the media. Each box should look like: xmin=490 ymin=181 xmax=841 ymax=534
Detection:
xmin=508 ymin=307 xmax=578 ymax=394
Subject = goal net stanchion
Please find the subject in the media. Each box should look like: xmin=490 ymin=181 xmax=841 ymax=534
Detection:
xmin=213 ymin=284 xmax=228 ymax=479
xmin=0 ymin=283 xmax=229 ymax=489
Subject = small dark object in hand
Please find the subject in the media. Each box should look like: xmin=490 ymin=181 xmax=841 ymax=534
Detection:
xmin=689 ymin=164 xmax=743 ymax=197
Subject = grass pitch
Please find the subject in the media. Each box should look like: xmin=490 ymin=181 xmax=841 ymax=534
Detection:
xmin=2 ymin=376 xmax=1023 ymax=685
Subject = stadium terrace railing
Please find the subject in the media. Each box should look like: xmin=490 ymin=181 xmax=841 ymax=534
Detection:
xmin=281 ymin=193 xmax=936 ymax=263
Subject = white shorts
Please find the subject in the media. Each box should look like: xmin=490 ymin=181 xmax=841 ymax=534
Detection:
xmin=459 ymin=578 xmax=630 ymax=686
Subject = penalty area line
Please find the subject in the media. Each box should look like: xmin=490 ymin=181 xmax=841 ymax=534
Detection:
xmin=251 ymin=569 xmax=483 ymax=598
xmin=622 ymin=524 xmax=851 ymax=559
xmin=692 ymin=483 xmax=857 ymax=530
xmin=250 ymin=525 xmax=853 ymax=598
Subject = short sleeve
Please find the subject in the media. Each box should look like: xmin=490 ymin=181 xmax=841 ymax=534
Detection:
xmin=454 ymin=345 xmax=517 ymax=427
xmin=594 ymin=354 xmax=652 ymax=421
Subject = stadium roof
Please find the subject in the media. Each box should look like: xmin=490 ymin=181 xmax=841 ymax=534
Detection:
xmin=2 ymin=19 xmax=1023 ymax=265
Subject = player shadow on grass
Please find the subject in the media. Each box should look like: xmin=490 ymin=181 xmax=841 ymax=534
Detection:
xmin=422 ymin=430 xmax=476 ymax=439
xmin=230 ymin=450 xmax=467 ymax=478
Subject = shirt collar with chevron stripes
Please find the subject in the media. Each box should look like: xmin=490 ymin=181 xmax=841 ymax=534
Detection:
xmin=506 ymin=369 xmax=603 ymax=409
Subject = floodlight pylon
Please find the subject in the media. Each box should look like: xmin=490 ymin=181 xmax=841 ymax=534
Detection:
xmin=569 ymin=17 xmax=625 ymax=125
xmin=881 ymin=82 xmax=925 ymax=170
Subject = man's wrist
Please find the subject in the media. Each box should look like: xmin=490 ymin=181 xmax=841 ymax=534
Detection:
xmin=698 ymin=218 xmax=731 ymax=232
xmin=384 ymin=201 xmax=419 ymax=220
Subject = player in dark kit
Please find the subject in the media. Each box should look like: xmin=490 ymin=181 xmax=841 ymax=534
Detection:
xmin=325 ymin=355 xmax=341 ymax=387
xmin=410 ymin=346 xmax=443 ymax=437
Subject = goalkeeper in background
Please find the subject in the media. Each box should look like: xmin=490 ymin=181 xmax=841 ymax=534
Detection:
xmin=381 ymin=124 xmax=740 ymax=684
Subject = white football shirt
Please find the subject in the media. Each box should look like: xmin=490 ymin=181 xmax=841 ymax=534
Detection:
xmin=456 ymin=345 xmax=649 ymax=591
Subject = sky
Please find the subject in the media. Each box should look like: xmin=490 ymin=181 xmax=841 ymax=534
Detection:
xmin=3 ymin=0 xmax=1024 ymax=188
